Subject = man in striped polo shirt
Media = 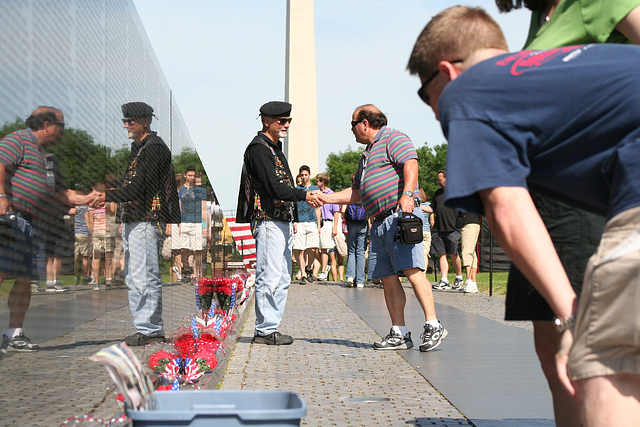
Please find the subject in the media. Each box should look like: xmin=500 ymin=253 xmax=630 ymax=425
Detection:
xmin=310 ymin=104 xmax=447 ymax=352
xmin=0 ymin=107 xmax=92 ymax=357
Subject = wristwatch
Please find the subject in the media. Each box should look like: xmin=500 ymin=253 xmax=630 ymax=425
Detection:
xmin=554 ymin=315 xmax=575 ymax=333
xmin=403 ymin=191 xmax=414 ymax=197
xmin=0 ymin=194 xmax=6 ymax=199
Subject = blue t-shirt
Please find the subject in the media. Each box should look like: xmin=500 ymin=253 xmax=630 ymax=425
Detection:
xmin=179 ymin=185 xmax=208 ymax=223
xmin=420 ymin=202 xmax=431 ymax=233
xmin=75 ymin=205 xmax=90 ymax=235
xmin=440 ymin=44 xmax=640 ymax=220
xmin=296 ymin=184 xmax=319 ymax=222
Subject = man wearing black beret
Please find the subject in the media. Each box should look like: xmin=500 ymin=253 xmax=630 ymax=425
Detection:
xmin=92 ymin=102 xmax=180 ymax=346
xmin=237 ymin=101 xmax=314 ymax=345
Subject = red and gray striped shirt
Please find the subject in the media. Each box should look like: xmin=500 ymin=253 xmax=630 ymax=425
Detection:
xmin=354 ymin=127 xmax=419 ymax=218
xmin=0 ymin=129 xmax=48 ymax=219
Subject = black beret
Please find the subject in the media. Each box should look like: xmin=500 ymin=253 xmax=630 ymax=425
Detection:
xmin=122 ymin=102 xmax=154 ymax=118
xmin=259 ymin=101 xmax=292 ymax=117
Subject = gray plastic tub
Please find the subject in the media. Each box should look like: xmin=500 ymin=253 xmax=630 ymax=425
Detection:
xmin=126 ymin=390 xmax=306 ymax=426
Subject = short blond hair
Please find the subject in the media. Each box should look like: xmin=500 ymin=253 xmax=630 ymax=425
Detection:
xmin=407 ymin=6 xmax=507 ymax=78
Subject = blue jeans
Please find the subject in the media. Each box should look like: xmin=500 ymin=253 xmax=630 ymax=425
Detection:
xmin=253 ymin=220 xmax=293 ymax=336
xmin=346 ymin=221 xmax=368 ymax=284
xmin=123 ymin=221 xmax=164 ymax=336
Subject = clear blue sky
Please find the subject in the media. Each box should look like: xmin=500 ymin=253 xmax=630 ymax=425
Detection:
xmin=133 ymin=0 xmax=530 ymax=210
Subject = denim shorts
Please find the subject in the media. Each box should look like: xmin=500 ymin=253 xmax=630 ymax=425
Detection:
xmin=368 ymin=207 xmax=425 ymax=279
xmin=0 ymin=214 xmax=36 ymax=280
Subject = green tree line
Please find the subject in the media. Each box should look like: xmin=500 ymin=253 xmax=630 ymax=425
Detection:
xmin=0 ymin=118 xmax=210 ymax=192
xmin=324 ymin=142 xmax=448 ymax=198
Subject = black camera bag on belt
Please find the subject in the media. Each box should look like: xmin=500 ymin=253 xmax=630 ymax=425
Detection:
xmin=394 ymin=212 xmax=423 ymax=245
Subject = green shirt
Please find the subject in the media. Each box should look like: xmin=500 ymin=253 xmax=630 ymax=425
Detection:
xmin=524 ymin=0 xmax=639 ymax=49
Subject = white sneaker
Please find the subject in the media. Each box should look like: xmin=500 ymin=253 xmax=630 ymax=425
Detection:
xmin=317 ymin=272 xmax=327 ymax=281
xmin=463 ymin=281 xmax=478 ymax=293
xmin=172 ymin=266 xmax=182 ymax=281
xmin=432 ymin=279 xmax=450 ymax=290
xmin=356 ymin=282 xmax=364 ymax=288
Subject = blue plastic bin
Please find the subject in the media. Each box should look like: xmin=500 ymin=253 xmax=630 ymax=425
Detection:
xmin=126 ymin=390 xmax=306 ymax=426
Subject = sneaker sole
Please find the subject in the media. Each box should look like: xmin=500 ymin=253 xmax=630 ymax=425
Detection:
xmin=8 ymin=346 xmax=39 ymax=352
xmin=419 ymin=329 xmax=448 ymax=352
xmin=373 ymin=341 xmax=414 ymax=350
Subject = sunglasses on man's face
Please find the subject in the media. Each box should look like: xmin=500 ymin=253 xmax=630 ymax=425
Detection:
xmin=121 ymin=118 xmax=136 ymax=125
xmin=274 ymin=118 xmax=292 ymax=125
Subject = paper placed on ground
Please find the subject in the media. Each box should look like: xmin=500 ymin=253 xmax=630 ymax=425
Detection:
xmin=90 ymin=342 xmax=156 ymax=411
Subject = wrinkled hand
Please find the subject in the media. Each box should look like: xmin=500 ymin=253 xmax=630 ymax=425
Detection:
xmin=307 ymin=190 xmax=325 ymax=207
xmin=556 ymin=329 xmax=576 ymax=397
xmin=399 ymin=194 xmax=415 ymax=213
xmin=88 ymin=190 xmax=106 ymax=208
xmin=0 ymin=196 xmax=10 ymax=215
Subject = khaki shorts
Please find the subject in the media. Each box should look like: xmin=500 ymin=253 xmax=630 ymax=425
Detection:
xmin=460 ymin=223 xmax=480 ymax=268
xmin=92 ymin=229 xmax=109 ymax=254
xmin=319 ymin=220 xmax=336 ymax=250
xmin=178 ymin=222 xmax=203 ymax=251
xmin=569 ymin=206 xmax=640 ymax=381
xmin=75 ymin=233 xmax=92 ymax=256
xmin=422 ymin=231 xmax=432 ymax=268
xmin=293 ymin=221 xmax=319 ymax=250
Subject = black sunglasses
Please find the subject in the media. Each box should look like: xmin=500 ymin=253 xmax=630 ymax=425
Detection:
xmin=417 ymin=59 xmax=463 ymax=105
xmin=351 ymin=120 xmax=363 ymax=128
xmin=51 ymin=122 xmax=65 ymax=129
xmin=121 ymin=118 xmax=136 ymax=125
xmin=275 ymin=118 xmax=292 ymax=125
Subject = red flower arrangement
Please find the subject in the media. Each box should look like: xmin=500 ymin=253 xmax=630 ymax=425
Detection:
xmin=215 ymin=277 xmax=240 ymax=312
xmin=173 ymin=333 xmax=196 ymax=359
xmin=196 ymin=278 xmax=216 ymax=313
xmin=193 ymin=347 xmax=218 ymax=373
xmin=147 ymin=349 xmax=180 ymax=373
xmin=199 ymin=333 xmax=221 ymax=352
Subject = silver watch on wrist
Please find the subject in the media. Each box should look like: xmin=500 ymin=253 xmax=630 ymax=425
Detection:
xmin=403 ymin=191 xmax=414 ymax=197
xmin=0 ymin=194 xmax=7 ymax=199
xmin=554 ymin=315 xmax=576 ymax=333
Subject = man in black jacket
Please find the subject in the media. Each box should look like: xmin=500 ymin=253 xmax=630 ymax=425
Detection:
xmin=237 ymin=101 xmax=312 ymax=345
xmin=93 ymin=102 xmax=179 ymax=346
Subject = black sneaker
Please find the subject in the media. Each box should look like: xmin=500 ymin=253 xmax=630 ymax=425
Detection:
xmin=122 ymin=332 xmax=166 ymax=347
xmin=452 ymin=277 xmax=463 ymax=290
xmin=373 ymin=329 xmax=413 ymax=350
xmin=305 ymin=267 xmax=313 ymax=278
xmin=2 ymin=332 xmax=39 ymax=352
xmin=419 ymin=322 xmax=448 ymax=352
xmin=252 ymin=332 xmax=294 ymax=345
xmin=299 ymin=276 xmax=308 ymax=285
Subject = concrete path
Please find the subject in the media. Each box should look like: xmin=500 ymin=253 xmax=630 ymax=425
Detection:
xmin=0 ymin=280 xmax=554 ymax=426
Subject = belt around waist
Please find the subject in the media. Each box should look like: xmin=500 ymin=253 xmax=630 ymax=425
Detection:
xmin=14 ymin=210 xmax=33 ymax=223
xmin=372 ymin=199 xmax=421 ymax=222
xmin=372 ymin=210 xmax=395 ymax=222
xmin=323 ymin=218 xmax=333 ymax=221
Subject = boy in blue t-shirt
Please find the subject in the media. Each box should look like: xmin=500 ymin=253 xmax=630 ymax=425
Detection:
xmin=407 ymin=6 xmax=640 ymax=425
xmin=292 ymin=165 xmax=321 ymax=283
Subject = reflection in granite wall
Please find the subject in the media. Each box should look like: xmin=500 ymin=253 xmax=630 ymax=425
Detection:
xmin=0 ymin=0 xmax=234 ymax=287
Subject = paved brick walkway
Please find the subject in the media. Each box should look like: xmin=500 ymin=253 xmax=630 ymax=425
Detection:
xmin=0 ymin=279 xmax=552 ymax=426
xmin=222 ymin=282 xmax=466 ymax=426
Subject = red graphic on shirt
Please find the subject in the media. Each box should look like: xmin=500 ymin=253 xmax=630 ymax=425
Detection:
xmin=496 ymin=45 xmax=583 ymax=75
